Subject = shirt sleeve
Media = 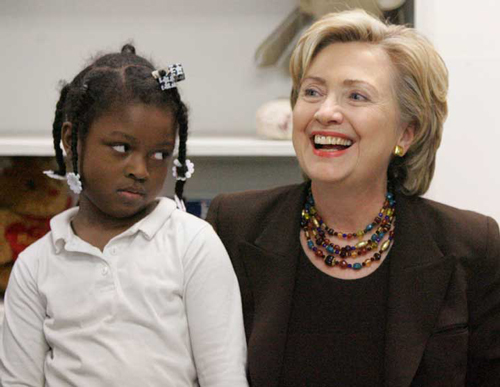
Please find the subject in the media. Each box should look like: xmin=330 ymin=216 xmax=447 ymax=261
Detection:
xmin=182 ymin=224 xmax=249 ymax=387
xmin=0 ymin=252 xmax=49 ymax=387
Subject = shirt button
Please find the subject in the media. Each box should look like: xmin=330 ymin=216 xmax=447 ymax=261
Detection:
xmin=102 ymin=265 xmax=109 ymax=276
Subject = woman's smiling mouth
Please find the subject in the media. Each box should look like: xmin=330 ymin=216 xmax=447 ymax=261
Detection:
xmin=311 ymin=134 xmax=354 ymax=157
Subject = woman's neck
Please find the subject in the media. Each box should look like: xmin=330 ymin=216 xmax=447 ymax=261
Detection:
xmin=310 ymin=178 xmax=389 ymax=233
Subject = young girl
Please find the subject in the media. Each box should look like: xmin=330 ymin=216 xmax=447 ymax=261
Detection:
xmin=0 ymin=44 xmax=248 ymax=387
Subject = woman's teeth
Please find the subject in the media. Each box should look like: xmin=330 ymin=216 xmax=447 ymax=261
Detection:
xmin=313 ymin=134 xmax=353 ymax=147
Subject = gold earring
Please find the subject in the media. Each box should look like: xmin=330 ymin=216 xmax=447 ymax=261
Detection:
xmin=394 ymin=145 xmax=404 ymax=157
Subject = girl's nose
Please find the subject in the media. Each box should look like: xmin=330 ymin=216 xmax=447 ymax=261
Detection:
xmin=314 ymin=98 xmax=344 ymax=126
xmin=125 ymin=154 xmax=149 ymax=181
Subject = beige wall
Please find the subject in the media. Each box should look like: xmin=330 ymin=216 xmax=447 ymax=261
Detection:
xmin=417 ymin=0 xmax=500 ymax=222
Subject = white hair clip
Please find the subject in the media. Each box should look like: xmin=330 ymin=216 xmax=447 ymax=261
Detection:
xmin=67 ymin=172 xmax=83 ymax=194
xmin=43 ymin=170 xmax=82 ymax=194
xmin=172 ymin=159 xmax=194 ymax=181
xmin=152 ymin=64 xmax=185 ymax=90
xmin=43 ymin=170 xmax=67 ymax=180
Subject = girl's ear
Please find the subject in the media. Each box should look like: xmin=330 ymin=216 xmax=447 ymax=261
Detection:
xmin=61 ymin=122 xmax=73 ymax=157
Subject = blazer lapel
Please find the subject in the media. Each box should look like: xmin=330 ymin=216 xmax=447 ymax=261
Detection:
xmin=239 ymin=183 xmax=308 ymax=387
xmin=384 ymin=196 xmax=456 ymax=386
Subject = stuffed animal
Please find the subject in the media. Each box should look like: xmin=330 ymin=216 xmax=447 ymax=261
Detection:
xmin=0 ymin=157 xmax=71 ymax=295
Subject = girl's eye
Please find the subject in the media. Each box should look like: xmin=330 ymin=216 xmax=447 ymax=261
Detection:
xmin=112 ymin=144 xmax=128 ymax=153
xmin=152 ymin=151 xmax=170 ymax=160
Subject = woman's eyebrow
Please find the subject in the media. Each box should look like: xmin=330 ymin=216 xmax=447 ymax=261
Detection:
xmin=343 ymin=79 xmax=378 ymax=93
xmin=301 ymin=76 xmax=326 ymax=85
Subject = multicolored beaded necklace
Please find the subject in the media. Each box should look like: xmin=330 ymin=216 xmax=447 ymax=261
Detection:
xmin=300 ymin=189 xmax=396 ymax=270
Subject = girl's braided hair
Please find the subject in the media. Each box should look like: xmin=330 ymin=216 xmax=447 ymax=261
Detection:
xmin=51 ymin=44 xmax=190 ymax=201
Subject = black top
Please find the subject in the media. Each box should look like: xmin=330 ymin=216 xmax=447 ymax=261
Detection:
xmin=278 ymin=250 xmax=390 ymax=387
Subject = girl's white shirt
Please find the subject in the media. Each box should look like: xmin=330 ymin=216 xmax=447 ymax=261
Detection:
xmin=0 ymin=197 xmax=248 ymax=387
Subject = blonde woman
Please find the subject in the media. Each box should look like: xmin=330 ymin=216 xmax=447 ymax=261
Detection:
xmin=207 ymin=9 xmax=500 ymax=387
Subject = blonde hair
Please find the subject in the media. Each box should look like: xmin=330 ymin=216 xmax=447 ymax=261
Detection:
xmin=290 ymin=9 xmax=448 ymax=196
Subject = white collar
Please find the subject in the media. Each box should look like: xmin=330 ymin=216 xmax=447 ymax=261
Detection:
xmin=50 ymin=197 xmax=177 ymax=253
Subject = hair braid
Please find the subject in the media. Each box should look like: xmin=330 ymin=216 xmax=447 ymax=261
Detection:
xmin=69 ymin=83 xmax=93 ymax=178
xmin=52 ymin=83 xmax=71 ymax=176
xmin=171 ymin=90 xmax=190 ymax=201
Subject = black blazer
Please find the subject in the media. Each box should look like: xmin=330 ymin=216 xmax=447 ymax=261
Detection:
xmin=207 ymin=183 xmax=500 ymax=387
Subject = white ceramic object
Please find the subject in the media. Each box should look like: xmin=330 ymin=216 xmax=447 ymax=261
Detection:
xmin=256 ymin=99 xmax=293 ymax=140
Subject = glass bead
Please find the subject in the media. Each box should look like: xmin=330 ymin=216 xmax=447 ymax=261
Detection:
xmin=353 ymin=263 xmax=362 ymax=270
xmin=307 ymin=240 xmax=314 ymax=249
xmin=381 ymin=240 xmax=391 ymax=252
xmin=315 ymin=250 xmax=324 ymax=258
xmin=351 ymin=252 xmax=358 ymax=258
xmin=364 ymin=259 xmax=372 ymax=267
xmin=326 ymin=245 xmax=334 ymax=253
xmin=340 ymin=260 xmax=348 ymax=269
xmin=355 ymin=241 xmax=368 ymax=249
xmin=325 ymin=255 xmax=334 ymax=266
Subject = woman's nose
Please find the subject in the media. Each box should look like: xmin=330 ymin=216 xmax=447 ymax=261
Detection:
xmin=125 ymin=153 xmax=149 ymax=181
xmin=314 ymin=98 xmax=344 ymax=125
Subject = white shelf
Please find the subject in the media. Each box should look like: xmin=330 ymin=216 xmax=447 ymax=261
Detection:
xmin=0 ymin=135 xmax=295 ymax=157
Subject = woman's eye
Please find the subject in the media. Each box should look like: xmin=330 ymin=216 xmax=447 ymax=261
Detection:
xmin=112 ymin=144 xmax=128 ymax=153
xmin=303 ymin=88 xmax=320 ymax=97
xmin=153 ymin=151 xmax=169 ymax=160
xmin=350 ymin=92 xmax=368 ymax=101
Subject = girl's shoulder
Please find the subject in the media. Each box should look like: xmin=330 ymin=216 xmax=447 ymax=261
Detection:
xmin=12 ymin=231 xmax=55 ymax=280
xmin=154 ymin=197 xmax=216 ymax=242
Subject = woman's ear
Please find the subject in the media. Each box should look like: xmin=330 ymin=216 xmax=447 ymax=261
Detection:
xmin=61 ymin=122 xmax=73 ymax=157
xmin=398 ymin=123 xmax=415 ymax=155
